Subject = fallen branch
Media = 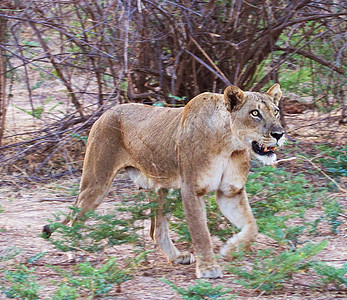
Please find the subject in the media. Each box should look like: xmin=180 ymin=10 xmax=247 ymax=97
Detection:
xmin=39 ymin=198 xmax=75 ymax=202
xmin=297 ymin=155 xmax=347 ymax=194
xmin=272 ymin=157 xmax=297 ymax=165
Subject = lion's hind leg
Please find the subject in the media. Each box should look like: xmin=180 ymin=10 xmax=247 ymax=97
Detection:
xmin=43 ymin=160 xmax=124 ymax=238
xmin=150 ymin=189 xmax=195 ymax=265
xmin=43 ymin=112 xmax=128 ymax=237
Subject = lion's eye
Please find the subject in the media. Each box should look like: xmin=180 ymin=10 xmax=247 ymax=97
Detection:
xmin=250 ymin=110 xmax=261 ymax=118
xmin=274 ymin=109 xmax=280 ymax=117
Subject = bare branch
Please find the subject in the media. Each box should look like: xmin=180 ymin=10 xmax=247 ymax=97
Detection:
xmin=274 ymin=46 xmax=345 ymax=75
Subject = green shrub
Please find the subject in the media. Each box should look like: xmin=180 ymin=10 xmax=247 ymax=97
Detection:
xmin=315 ymin=144 xmax=347 ymax=178
xmin=117 ymin=190 xmax=158 ymax=223
xmin=310 ymin=261 xmax=347 ymax=287
xmin=51 ymin=284 xmax=79 ymax=300
xmin=228 ymin=241 xmax=328 ymax=292
xmin=322 ymin=198 xmax=343 ymax=234
xmin=0 ymin=247 xmax=21 ymax=262
xmin=246 ymin=165 xmax=328 ymax=245
xmin=50 ymin=255 xmax=145 ymax=298
xmin=44 ymin=206 xmax=141 ymax=253
xmin=1 ymin=264 xmax=40 ymax=300
xmin=162 ymin=279 xmax=235 ymax=300
xmin=156 ymin=166 xmax=339 ymax=248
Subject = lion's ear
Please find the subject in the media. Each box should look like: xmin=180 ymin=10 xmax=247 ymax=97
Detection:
xmin=224 ymin=86 xmax=246 ymax=112
xmin=266 ymin=83 xmax=282 ymax=106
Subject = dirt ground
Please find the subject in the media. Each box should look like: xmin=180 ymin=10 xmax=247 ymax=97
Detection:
xmin=0 ymin=169 xmax=346 ymax=299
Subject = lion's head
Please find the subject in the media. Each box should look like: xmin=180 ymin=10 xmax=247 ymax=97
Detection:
xmin=224 ymin=84 xmax=285 ymax=165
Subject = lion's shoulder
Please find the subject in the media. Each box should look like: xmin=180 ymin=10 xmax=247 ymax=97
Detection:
xmin=181 ymin=92 xmax=225 ymax=126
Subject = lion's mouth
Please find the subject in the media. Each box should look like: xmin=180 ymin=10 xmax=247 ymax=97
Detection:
xmin=252 ymin=141 xmax=276 ymax=156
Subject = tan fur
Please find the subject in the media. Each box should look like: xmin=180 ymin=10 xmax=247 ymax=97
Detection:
xmin=51 ymin=84 xmax=285 ymax=279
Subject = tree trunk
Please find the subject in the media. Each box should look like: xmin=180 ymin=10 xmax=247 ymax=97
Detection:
xmin=0 ymin=17 xmax=8 ymax=146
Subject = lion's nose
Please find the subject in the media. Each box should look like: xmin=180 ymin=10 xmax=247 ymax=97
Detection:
xmin=270 ymin=131 xmax=284 ymax=141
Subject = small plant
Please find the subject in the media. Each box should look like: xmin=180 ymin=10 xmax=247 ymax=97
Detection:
xmin=228 ymin=241 xmax=328 ymax=292
xmin=315 ymin=144 xmax=347 ymax=178
xmin=245 ymin=165 xmax=327 ymax=245
xmin=51 ymin=284 xmax=79 ymax=300
xmin=163 ymin=189 xmax=191 ymax=243
xmin=168 ymin=93 xmax=186 ymax=105
xmin=66 ymin=183 xmax=80 ymax=197
xmin=162 ymin=279 xmax=234 ymax=300
xmin=0 ymin=247 xmax=21 ymax=262
xmin=164 ymin=166 xmax=332 ymax=248
xmin=153 ymin=101 xmax=165 ymax=107
xmin=27 ymin=252 xmax=46 ymax=265
xmin=71 ymin=133 xmax=88 ymax=143
xmin=50 ymin=255 xmax=144 ymax=298
xmin=1 ymin=264 xmax=40 ymax=300
xmin=118 ymin=190 xmax=158 ymax=223
xmin=310 ymin=261 xmax=347 ymax=288
xmin=44 ymin=207 xmax=141 ymax=253
xmin=307 ymin=197 xmax=344 ymax=235
xmin=166 ymin=189 xmax=238 ymax=244
xmin=305 ymin=216 xmax=324 ymax=236
xmin=322 ymin=198 xmax=343 ymax=234
xmin=0 ymin=252 xmax=46 ymax=299
xmin=13 ymin=105 xmax=43 ymax=119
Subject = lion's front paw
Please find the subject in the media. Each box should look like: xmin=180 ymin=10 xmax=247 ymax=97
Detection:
xmin=172 ymin=251 xmax=195 ymax=265
xmin=196 ymin=264 xmax=223 ymax=279
xmin=219 ymin=243 xmax=234 ymax=259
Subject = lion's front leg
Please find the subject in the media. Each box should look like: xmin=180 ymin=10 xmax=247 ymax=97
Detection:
xmin=181 ymin=183 xmax=222 ymax=279
xmin=216 ymin=188 xmax=258 ymax=258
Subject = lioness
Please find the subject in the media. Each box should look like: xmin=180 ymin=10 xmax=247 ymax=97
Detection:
xmin=44 ymin=84 xmax=285 ymax=278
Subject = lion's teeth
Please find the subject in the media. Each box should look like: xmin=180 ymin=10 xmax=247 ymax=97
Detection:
xmin=264 ymin=146 xmax=268 ymax=152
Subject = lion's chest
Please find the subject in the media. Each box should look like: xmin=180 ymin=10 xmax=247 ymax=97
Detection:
xmin=196 ymin=154 xmax=230 ymax=192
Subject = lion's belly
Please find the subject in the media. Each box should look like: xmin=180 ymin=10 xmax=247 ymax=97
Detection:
xmin=126 ymin=167 xmax=181 ymax=190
